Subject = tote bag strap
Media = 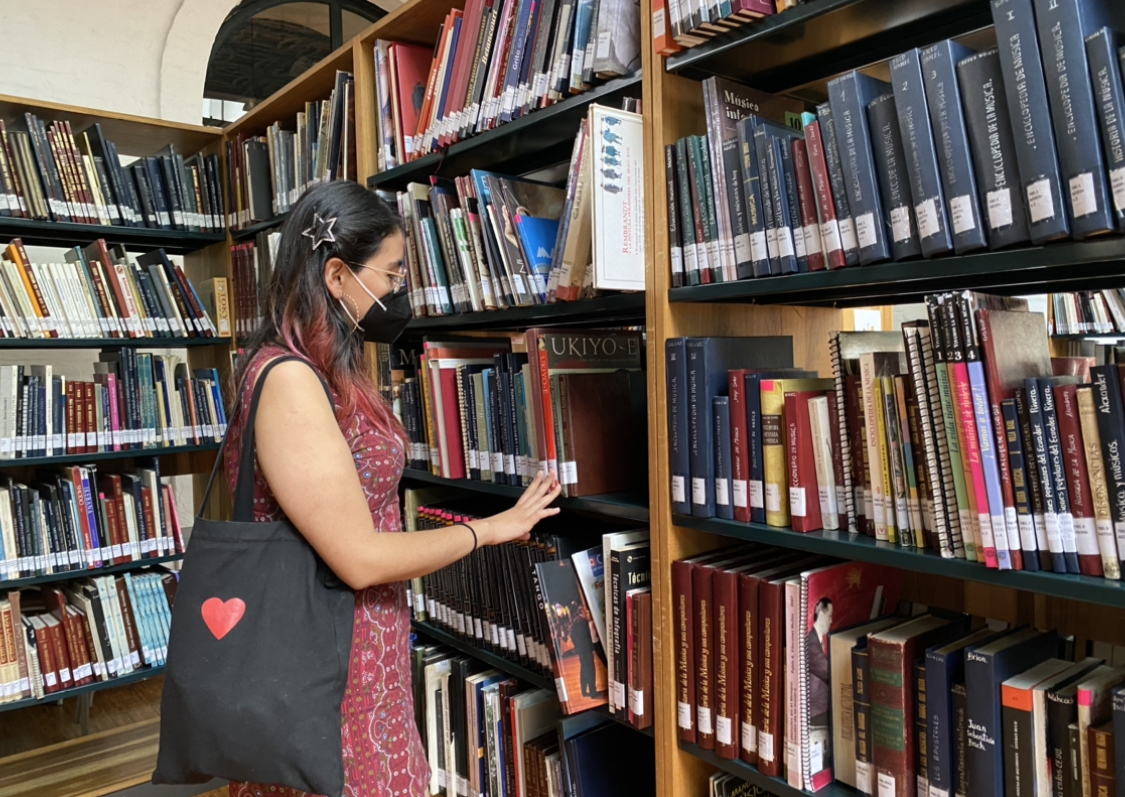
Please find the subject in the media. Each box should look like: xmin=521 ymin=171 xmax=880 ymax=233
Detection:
xmin=198 ymin=355 xmax=333 ymax=522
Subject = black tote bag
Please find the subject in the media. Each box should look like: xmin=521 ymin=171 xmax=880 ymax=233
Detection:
xmin=153 ymin=356 xmax=355 ymax=796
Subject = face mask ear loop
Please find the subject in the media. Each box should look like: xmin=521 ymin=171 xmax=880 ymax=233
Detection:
xmin=347 ymin=266 xmax=387 ymax=311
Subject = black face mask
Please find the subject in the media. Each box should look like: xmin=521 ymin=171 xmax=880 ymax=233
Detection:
xmin=351 ymin=287 xmax=413 ymax=344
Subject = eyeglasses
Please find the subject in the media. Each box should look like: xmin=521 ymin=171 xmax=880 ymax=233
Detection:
xmin=355 ymin=264 xmax=408 ymax=294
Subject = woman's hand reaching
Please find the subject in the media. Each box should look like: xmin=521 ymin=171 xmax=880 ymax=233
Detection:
xmin=474 ymin=473 xmax=562 ymax=545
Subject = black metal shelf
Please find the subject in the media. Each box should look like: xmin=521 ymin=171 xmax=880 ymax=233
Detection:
xmin=595 ymin=704 xmax=655 ymax=739
xmin=1 ymin=553 xmax=183 ymax=590
xmin=367 ymin=73 xmax=643 ymax=191
xmin=0 ymin=442 xmax=220 ymax=469
xmin=668 ymin=237 xmax=1125 ymax=307
xmin=402 ymin=468 xmax=650 ymax=522
xmin=0 ymin=665 xmax=166 ymax=714
xmin=0 ymin=217 xmax=225 ymax=255
xmin=411 ymin=620 xmax=556 ymax=692
xmin=683 ymin=742 xmax=854 ymax=797
xmin=231 ymin=215 xmax=287 ymax=242
xmin=0 ymin=336 xmax=231 ymax=349
xmin=664 ymin=0 xmax=990 ymax=92
xmin=404 ymin=293 xmax=646 ymax=333
xmin=678 ymin=514 xmax=1125 ymax=609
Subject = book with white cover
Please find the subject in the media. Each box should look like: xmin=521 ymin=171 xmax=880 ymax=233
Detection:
xmin=590 ymin=105 xmax=644 ymax=292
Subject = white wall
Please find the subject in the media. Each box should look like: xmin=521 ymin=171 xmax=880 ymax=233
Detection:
xmin=0 ymin=0 xmax=238 ymax=123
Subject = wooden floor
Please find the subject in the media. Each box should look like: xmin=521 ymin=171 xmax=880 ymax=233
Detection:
xmin=0 ymin=677 xmax=166 ymax=797
xmin=0 ymin=718 xmax=159 ymax=797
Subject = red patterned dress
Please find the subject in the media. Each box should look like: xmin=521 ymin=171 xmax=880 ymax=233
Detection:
xmin=226 ymin=346 xmax=429 ymax=797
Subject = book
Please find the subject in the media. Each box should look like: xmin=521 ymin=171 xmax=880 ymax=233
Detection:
xmin=867 ymin=93 xmax=922 ymax=262
xmin=1085 ymin=27 xmax=1125 ymax=233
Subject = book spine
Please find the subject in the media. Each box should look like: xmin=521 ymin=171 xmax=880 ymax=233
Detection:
xmin=730 ymin=371 xmax=751 ymax=522
xmin=778 ymin=135 xmax=809 ymax=272
xmin=767 ymin=132 xmax=799 ymax=274
xmin=792 ymin=139 xmax=827 ymax=271
xmin=803 ymin=119 xmax=846 ymax=269
xmin=1002 ymin=399 xmax=1041 ymax=570
xmin=787 ymin=391 xmax=823 ymax=532
xmin=736 ymin=117 xmax=771 ymax=276
xmin=969 ymin=358 xmax=1012 ymax=568
xmin=753 ymin=122 xmax=780 ymax=277
xmin=748 ymin=374 xmax=767 ymax=524
xmin=926 ymin=651 xmax=955 ymax=795
xmin=991 ymin=0 xmax=1071 ymax=243
xmin=761 ymin=381 xmax=789 ymax=528
xmin=870 ymin=637 xmax=912 ymax=797
xmin=1086 ymin=28 xmax=1125 ymax=233
xmin=675 ymin=138 xmax=702 ymax=286
xmin=713 ymin=568 xmax=739 ymax=759
xmin=672 ymin=559 xmax=696 ymax=744
xmin=817 ymin=103 xmax=861 ymax=264
xmin=891 ymin=49 xmax=955 ymax=257
xmin=1076 ymin=386 xmax=1121 ymax=579
xmin=854 ymin=645 xmax=875 ymax=797
xmin=1025 ymin=380 xmax=1066 ymax=571
xmin=666 ymin=145 xmax=684 ymax=287
xmin=693 ymin=563 xmax=716 ymax=750
xmin=867 ymin=92 xmax=922 ymax=262
xmin=714 ymin=397 xmax=733 ymax=520
xmin=1034 ymin=0 xmax=1115 ymax=239
xmin=756 ymin=579 xmax=783 ymax=777
xmin=784 ymin=578 xmax=802 ymax=789
xmin=1057 ymin=385 xmax=1103 ymax=576
xmin=738 ymin=571 xmax=759 ymax=765
xmin=1092 ymin=365 xmax=1125 ymax=571
xmin=1040 ymin=379 xmax=1081 ymax=573
xmin=827 ymin=71 xmax=892 ymax=264
xmin=1001 ymin=687 xmax=1036 ymax=797
xmin=1112 ymin=689 xmax=1125 ymax=795
xmin=915 ymin=661 xmax=930 ymax=797
xmin=687 ymin=340 xmax=716 ymax=517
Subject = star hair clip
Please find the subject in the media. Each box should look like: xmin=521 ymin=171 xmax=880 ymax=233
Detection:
xmin=302 ymin=213 xmax=337 ymax=250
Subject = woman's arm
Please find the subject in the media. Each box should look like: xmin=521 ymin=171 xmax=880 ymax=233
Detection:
xmin=253 ymin=360 xmax=561 ymax=590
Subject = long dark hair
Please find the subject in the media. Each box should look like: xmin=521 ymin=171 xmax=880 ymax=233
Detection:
xmin=238 ymin=181 xmax=403 ymax=434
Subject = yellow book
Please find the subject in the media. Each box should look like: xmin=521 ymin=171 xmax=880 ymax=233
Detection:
xmin=417 ymin=355 xmax=440 ymax=476
xmin=760 ymin=377 xmax=833 ymax=528
xmin=859 ymin=352 xmax=903 ymax=543
xmin=199 ymin=277 xmax=232 ymax=338
xmin=872 ymin=375 xmax=897 ymax=544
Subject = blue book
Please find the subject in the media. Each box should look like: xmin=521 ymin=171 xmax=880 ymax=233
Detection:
xmin=432 ymin=15 xmax=463 ymax=149
xmin=965 ymin=629 xmax=1059 ymax=797
xmin=685 ymin=337 xmax=794 ymax=518
xmin=1086 ymin=27 xmax=1125 ymax=233
xmin=500 ymin=0 xmax=533 ymax=124
xmin=920 ymin=40 xmax=990 ymax=254
xmin=713 ymin=397 xmax=733 ymax=520
xmin=926 ymin=628 xmax=1008 ymax=797
xmin=956 ymin=48 xmax=1033 ymax=250
xmin=1038 ymin=377 xmax=1082 ymax=573
xmin=867 ymin=92 xmax=923 ymax=261
xmin=736 ymin=116 xmax=771 ymax=278
xmin=746 ymin=373 xmax=768 ymax=524
xmin=763 ymin=127 xmax=800 ymax=274
xmin=827 ymin=70 xmax=892 ymax=264
xmin=1023 ymin=379 xmax=1066 ymax=572
xmin=1034 ymin=0 xmax=1125 ymax=238
xmin=514 ymin=215 xmax=560 ymax=300
xmin=1001 ymin=399 xmax=1040 ymax=570
xmin=666 ymin=339 xmax=691 ymax=516
xmin=991 ymin=0 xmax=1071 ymax=243
xmin=891 ymin=48 xmax=955 ymax=258
xmin=752 ymin=120 xmax=785 ymax=275
xmin=770 ymin=125 xmax=810 ymax=272
xmin=817 ymin=102 xmax=861 ymax=265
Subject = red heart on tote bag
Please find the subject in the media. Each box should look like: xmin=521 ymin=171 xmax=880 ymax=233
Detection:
xmin=201 ymin=597 xmax=246 ymax=640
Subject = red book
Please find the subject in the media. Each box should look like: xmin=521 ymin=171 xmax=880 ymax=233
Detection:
xmin=950 ymin=361 xmax=994 ymax=567
xmin=869 ymin=616 xmax=960 ymax=797
xmin=803 ymin=120 xmax=846 ymax=269
xmin=440 ymin=0 xmax=482 ymax=148
xmin=1056 ymin=384 xmax=1102 ymax=576
xmin=712 ymin=562 xmax=743 ymax=759
xmin=731 ymin=0 xmax=775 ymax=20
xmin=786 ymin=390 xmax=827 ymax=532
xmin=43 ymin=615 xmax=73 ymax=689
xmin=734 ymin=552 xmax=811 ymax=766
xmin=653 ymin=0 xmax=686 ymax=55
xmin=756 ymin=571 xmax=792 ymax=777
xmin=672 ymin=548 xmax=746 ymax=745
xmin=64 ymin=605 xmax=94 ymax=686
xmin=792 ymin=140 xmax=827 ymax=271
xmin=694 ymin=553 xmax=750 ymax=750
xmin=83 ymin=381 xmax=96 ymax=454
xmin=164 ymin=483 xmax=185 ymax=554
xmin=65 ymin=381 xmax=77 ymax=454
xmin=389 ymin=42 xmax=434 ymax=161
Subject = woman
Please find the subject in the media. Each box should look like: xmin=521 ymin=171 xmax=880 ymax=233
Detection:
xmin=226 ymin=180 xmax=561 ymax=797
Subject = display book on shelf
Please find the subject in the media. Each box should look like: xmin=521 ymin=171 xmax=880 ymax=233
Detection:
xmin=370 ymin=0 xmax=642 ymax=172
xmin=377 ymin=98 xmax=646 ymax=321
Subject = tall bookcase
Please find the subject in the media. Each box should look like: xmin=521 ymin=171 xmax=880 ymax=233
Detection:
xmin=0 ymin=95 xmax=233 ymax=725
xmin=644 ymin=3 xmax=1125 ymax=797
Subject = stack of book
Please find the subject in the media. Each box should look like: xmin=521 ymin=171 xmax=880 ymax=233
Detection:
xmin=0 ymin=355 xmax=226 ymax=460
xmin=669 ymin=4 xmax=1125 ymax=286
xmin=0 ymin=239 xmax=221 ymax=340
xmin=0 ymin=462 xmax=186 ymax=582
xmin=224 ymin=70 xmax=355 ymax=229
xmin=387 ymin=102 xmax=645 ymax=315
xmin=394 ymin=330 xmax=646 ymax=498
xmin=667 ymin=292 xmax=1125 ymax=583
xmin=0 ymin=569 xmax=176 ymax=703
xmin=229 ymin=231 xmax=279 ymax=338
xmin=0 ymin=115 xmax=224 ymax=233
xmin=412 ymin=641 xmax=655 ymax=797
xmin=405 ymin=491 xmax=652 ymax=724
xmin=676 ymin=546 xmax=1125 ymax=797
xmin=1051 ymin=291 xmax=1125 ymax=336
xmin=372 ymin=0 xmax=640 ymax=170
